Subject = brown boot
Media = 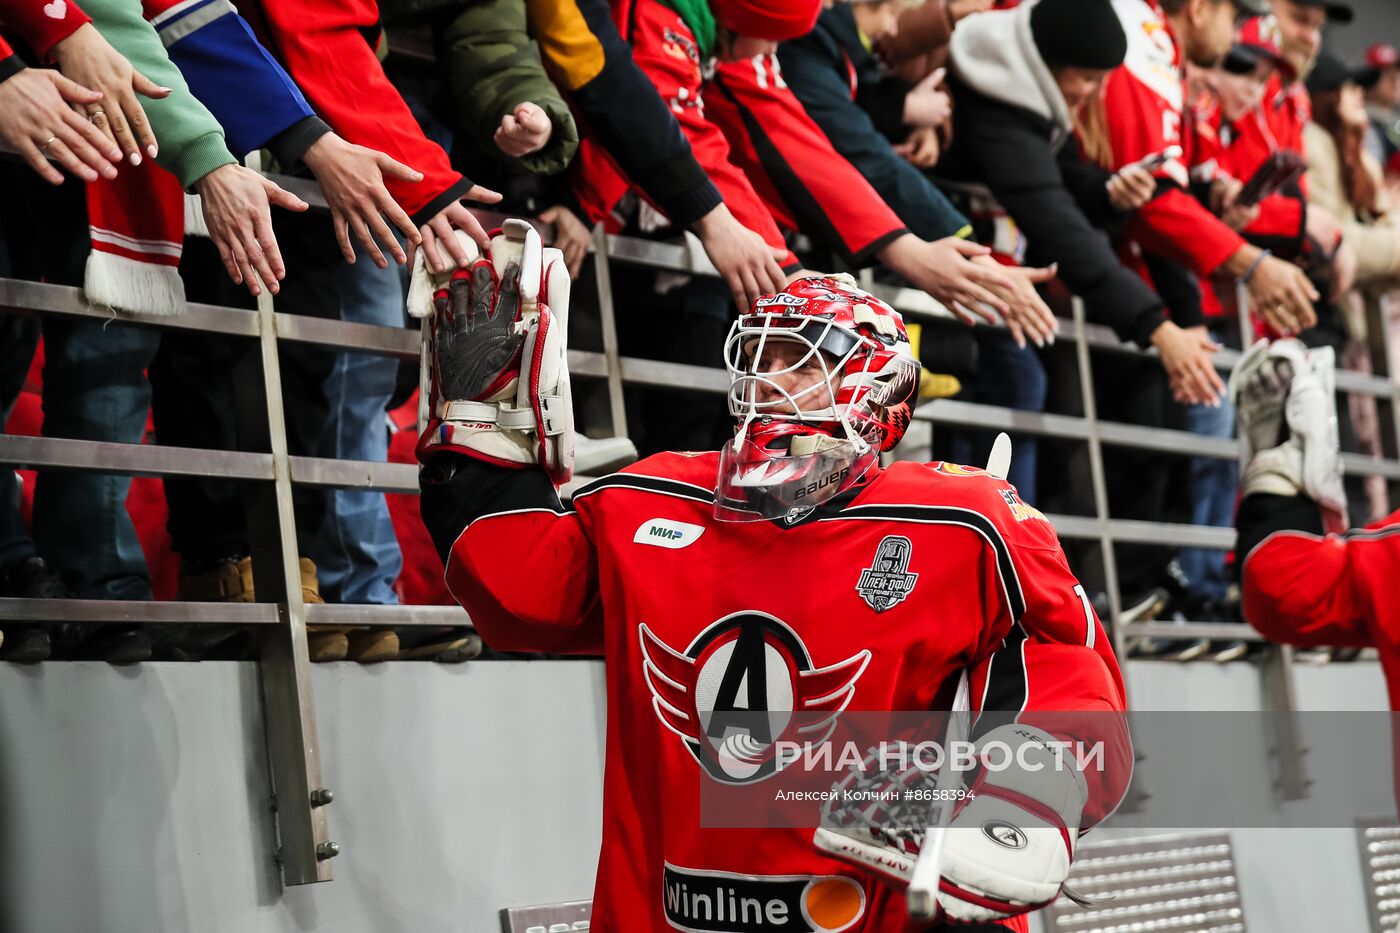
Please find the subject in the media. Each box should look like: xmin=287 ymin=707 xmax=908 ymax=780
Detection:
xmin=178 ymin=556 xmax=255 ymax=602
xmin=298 ymin=558 xmax=324 ymax=604
xmin=306 ymin=629 xmax=350 ymax=662
xmin=346 ymin=628 xmax=400 ymax=663
xmin=299 ymin=558 xmax=356 ymax=662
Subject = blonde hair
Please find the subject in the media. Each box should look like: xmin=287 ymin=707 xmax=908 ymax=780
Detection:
xmin=1074 ymin=85 xmax=1115 ymax=169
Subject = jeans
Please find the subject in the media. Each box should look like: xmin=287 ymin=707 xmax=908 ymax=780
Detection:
xmin=0 ymin=162 xmax=155 ymax=598
xmin=1178 ymin=394 xmax=1237 ymax=603
xmin=1096 ymin=352 xmax=1177 ymax=596
xmin=303 ymin=245 xmax=404 ymax=604
xmin=35 ymin=317 xmax=160 ymax=599
xmin=948 ymin=331 xmax=1046 ymax=503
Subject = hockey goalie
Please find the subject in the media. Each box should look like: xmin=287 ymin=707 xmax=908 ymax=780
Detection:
xmin=415 ymin=221 xmax=1131 ymax=931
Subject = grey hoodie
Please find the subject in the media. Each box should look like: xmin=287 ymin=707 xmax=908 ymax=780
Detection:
xmin=949 ymin=3 xmax=1074 ymax=147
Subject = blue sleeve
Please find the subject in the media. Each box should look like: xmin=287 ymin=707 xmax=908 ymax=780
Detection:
xmin=154 ymin=0 xmax=315 ymax=158
xmin=777 ymin=38 xmax=970 ymax=241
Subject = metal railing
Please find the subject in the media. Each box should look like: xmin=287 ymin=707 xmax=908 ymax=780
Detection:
xmin=2 ymin=175 xmax=1398 ymax=882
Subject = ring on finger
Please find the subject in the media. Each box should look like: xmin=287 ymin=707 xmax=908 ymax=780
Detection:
xmin=40 ymin=135 xmax=57 ymax=154
xmin=89 ymin=109 xmax=105 ymax=122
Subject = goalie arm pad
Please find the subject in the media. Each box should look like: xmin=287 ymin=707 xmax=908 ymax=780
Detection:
xmin=420 ymin=456 xmax=604 ymax=655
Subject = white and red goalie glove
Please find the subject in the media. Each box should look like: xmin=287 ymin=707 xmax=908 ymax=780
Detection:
xmin=814 ymin=724 xmax=1088 ymax=923
xmin=1230 ymin=338 xmax=1348 ymax=532
xmin=410 ymin=219 xmax=574 ymax=485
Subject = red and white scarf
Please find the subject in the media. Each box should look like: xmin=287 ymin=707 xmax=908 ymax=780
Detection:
xmin=82 ymin=0 xmax=210 ymax=317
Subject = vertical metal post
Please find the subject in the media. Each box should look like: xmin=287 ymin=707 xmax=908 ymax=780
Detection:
xmin=1238 ymin=281 xmax=1310 ymax=800
xmin=1070 ymin=299 xmax=1123 ymax=643
xmin=1072 ymin=298 xmax=1149 ymax=813
xmin=234 ymin=287 xmax=334 ymax=885
xmin=1261 ymin=643 xmax=1311 ymax=800
xmin=1369 ymin=294 xmax=1400 ymax=503
xmin=591 ymin=225 xmax=629 ymax=440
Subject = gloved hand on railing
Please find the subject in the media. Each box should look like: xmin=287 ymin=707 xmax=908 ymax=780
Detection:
xmin=411 ymin=219 xmax=575 ymax=486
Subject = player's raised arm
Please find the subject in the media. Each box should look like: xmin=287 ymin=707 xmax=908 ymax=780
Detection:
xmin=939 ymin=475 xmax=1132 ymax=922
xmin=415 ymin=221 xmax=602 ymax=655
xmin=967 ymin=478 xmax=1133 ymax=806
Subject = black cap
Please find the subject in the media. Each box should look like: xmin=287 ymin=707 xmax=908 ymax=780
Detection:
xmin=1285 ymin=0 xmax=1354 ymax=24
xmin=1030 ymin=0 xmax=1129 ymax=70
xmin=1223 ymin=44 xmax=1278 ymax=76
xmin=1306 ymin=50 xmax=1380 ymax=93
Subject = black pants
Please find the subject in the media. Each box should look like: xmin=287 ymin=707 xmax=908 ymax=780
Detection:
xmin=1094 ymin=352 xmax=1179 ymax=596
xmin=617 ymin=272 xmax=733 ymax=457
xmin=150 ymin=209 xmax=341 ymax=566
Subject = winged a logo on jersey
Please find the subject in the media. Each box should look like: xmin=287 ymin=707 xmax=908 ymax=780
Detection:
xmin=639 ymin=612 xmax=869 ymax=784
xmin=855 ymin=535 xmax=919 ymax=612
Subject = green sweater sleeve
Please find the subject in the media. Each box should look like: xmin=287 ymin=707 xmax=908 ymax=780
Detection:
xmin=444 ymin=0 xmax=579 ymax=175
xmin=79 ymin=0 xmax=236 ymax=187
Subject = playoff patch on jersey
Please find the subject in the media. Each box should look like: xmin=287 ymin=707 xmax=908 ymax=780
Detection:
xmin=854 ymin=535 xmax=918 ymax=612
xmin=640 ymin=612 xmax=869 ymax=784
xmin=662 ymin=863 xmax=865 ymax=933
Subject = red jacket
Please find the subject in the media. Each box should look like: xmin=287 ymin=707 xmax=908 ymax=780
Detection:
xmin=570 ymin=0 xmax=799 ymax=266
xmin=1188 ymin=85 xmax=1309 ymax=319
xmin=1213 ymin=74 xmax=1309 ymax=257
xmin=708 ymin=52 xmax=911 ymax=265
xmin=1104 ymin=0 xmax=1244 ymax=278
xmin=236 ymin=0 xmax=471 ymax=225
xmin=0 ymin=0 xmax=91 ymax=57
xmin=573 ymin=0 xmax=907 ymax=267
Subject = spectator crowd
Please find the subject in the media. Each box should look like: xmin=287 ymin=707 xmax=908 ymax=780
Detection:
xmin=0 ymin=0 xmax=1396 ymax=664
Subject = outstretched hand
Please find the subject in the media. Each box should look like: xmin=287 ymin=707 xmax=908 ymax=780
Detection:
xmin=303 ymin=133 xmax=423 ymax=267
xmin=412 ymin=187 xmax=504 ymax=274
xmin=52 ymin=23 xmax=170 ymax=166
xmin=195 ymin=164 xmax=309 ymax=296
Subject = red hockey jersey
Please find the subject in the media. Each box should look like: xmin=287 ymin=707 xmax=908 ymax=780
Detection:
xmin=446 ymin=453 xmax=1131 ymax=931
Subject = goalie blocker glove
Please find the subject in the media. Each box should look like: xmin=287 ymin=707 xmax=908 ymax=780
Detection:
xmin=410 ymin=220 xmax=575 ymax=485
xmin=814 ymin=723 xmax=1088 ymax=923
